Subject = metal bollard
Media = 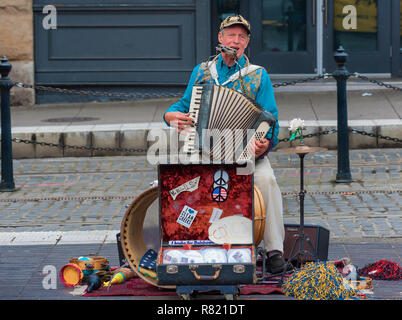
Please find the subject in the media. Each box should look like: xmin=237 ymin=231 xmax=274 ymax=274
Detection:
xmin=0 ymin=56 xmax=16 ymax=191
xmin=332 ymin=46 xmax=352 ymax=183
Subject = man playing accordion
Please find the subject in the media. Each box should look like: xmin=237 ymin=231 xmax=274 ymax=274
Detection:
xmin=163 ymin=15 xmax=287 ymax=274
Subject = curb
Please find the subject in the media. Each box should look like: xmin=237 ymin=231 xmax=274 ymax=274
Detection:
xmin=7 ymin=119 xmax=402 ymax=159
xmin=0 ymin=230 xmax=120 ymax=246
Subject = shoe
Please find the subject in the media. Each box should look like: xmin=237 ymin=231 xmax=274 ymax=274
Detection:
xmin=265 ymin=253 xmax=287 ymax=274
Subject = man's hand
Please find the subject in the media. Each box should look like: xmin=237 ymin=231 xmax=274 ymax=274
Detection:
xmin=249 ymin=138 xmax=270 ymax=158
xmin=164 ymin=111 xmax=194 ymax=134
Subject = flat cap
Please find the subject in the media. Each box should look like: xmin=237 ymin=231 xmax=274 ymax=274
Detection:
xmin=220 ymin=14 xmax=251 ymax=34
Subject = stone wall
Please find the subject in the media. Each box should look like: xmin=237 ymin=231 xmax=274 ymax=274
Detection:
xmin=0 ymin=0 xmax=35 ymax=106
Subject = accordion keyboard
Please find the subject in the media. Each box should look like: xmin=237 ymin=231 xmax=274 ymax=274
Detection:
xmin=181 ymin=84 xmax=276 ymax=161
xmin=183 ymin=85 xmax=203 ymax=154
xmin=236 ymin=121 xmax=271 ymax=161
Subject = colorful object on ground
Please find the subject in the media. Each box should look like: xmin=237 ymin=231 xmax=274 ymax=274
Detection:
xmin=59 ymin=263 xmax=84 ymax=287
xmin=358 ymin=260 xmax=402 ymax=280
xmin=77 ymin=256 xmax=91 ymax=261
xmin=138 ymin=267 xmax=157 ymax=279
xmin=86 ymin=275 xmax=102 ymax=293
xmin=329 ymin=258 xmax=373 ymax=291
xmin=139 ymin=249 xmax=157 ymax=272
xmin=76 ymin=257 xmax=93 ymax=276
xmin=138 ymin=249 xmax=158 ymax=279
xmin=282 ymin=261 xmax=356 ymax=300
xmin=104 ymin=272 xmax=125 ymax=286
xmin=69 ymin=256 xmax=110 ymax=276
xmin=60 ymin=256 xmax=110 ymax=287
xmin=343 ymin=276 xmax=372 ymax=291
xmin=103 ymin=267 xmax=136 ymax=287
xmin=83 ymin=277 xmax=283 ymax=297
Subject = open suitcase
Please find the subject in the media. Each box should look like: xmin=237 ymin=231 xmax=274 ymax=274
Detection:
xmin=156 ymin=163 xmax=257 ymax=297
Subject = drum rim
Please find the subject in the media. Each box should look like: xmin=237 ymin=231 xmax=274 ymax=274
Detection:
xmin=59 ymin=263 xmax=83 ymax=287
xmin=120 ymin=186 xmax=175 ymax=289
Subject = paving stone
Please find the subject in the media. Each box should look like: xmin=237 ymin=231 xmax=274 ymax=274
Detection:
xmin=0 ymin=286 xmax=24 ymax=298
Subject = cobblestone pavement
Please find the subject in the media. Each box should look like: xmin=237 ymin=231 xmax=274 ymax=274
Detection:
xmin=0 ymin=148 xmax=400 ymax=241
xmin=0 ymin=149 xmax=401 ymax=300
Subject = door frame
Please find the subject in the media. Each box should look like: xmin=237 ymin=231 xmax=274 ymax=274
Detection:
xmin=210 ymin=0 xmax=399 ymax=76
xmin=391 ymin=0 xmax=401 ymax=76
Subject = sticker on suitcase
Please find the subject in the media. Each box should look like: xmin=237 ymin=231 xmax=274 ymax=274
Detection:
xmin=169 ymin=176 xmax=200 ymax=200
xmin=176 ymin=205 xmax=198 ymax=229
xmin=158 ymin=164 xmax=252 ymax=242
xmin=209 ymin=207 xmax=223 ymax=223
xmin=212 ymin=170 xmax=229 ymax=202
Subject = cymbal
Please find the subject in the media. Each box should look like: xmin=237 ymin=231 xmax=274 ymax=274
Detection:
xmin=277 ymin=145 xmax=328 ymax=155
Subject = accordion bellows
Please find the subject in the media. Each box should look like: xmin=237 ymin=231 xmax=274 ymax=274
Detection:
xmin=183 ymin=84 xmax=277 ymax=161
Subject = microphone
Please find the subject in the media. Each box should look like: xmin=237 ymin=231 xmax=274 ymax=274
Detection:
xmin=216 ymin=44 xmax=238 ymax=59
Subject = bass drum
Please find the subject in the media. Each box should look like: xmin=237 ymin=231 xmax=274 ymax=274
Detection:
xmin=120 ymin=185 xmax=266 ymax=288
xmin=253 ymin=185 xmax=266 ymax=247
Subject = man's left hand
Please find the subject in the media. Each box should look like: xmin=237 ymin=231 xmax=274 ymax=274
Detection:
xmin=250 ymin=138 xmax=270 ymax=158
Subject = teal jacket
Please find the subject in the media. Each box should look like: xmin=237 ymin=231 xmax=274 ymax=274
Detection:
xmin=163 ymin=54 xmax=279 ymax=148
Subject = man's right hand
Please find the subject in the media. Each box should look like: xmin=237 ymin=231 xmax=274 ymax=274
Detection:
xmin=164 ymin=111 xmax=194 ymax=134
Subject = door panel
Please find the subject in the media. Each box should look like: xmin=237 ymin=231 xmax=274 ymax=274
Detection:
xmin=33 ymin=0 xmax=198 ymax=85
xmin=323 ymin=0 xmax=391 ymax=74
xmin=398 ymin=0 xmax=402 ymax=75
xmin=249 ymin=0 xmax=317 ymax=74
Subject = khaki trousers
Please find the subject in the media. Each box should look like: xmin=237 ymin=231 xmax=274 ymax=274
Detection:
xmin=254 ymin=156 xmax=285 ymax=254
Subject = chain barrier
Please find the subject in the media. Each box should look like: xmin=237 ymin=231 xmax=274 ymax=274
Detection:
xmin=0 ymin=188 xmax=399 ymax=203
xmin=15 ymin=74 xmax=334 ymax=98
xmin=15 ymin=72 xmax=402 ymax=95
xmin=8 ymin=127 xmax=400 ymax=153
xmin=350 ymin=129 xmax=402 ymax=143
xmin=351 ymin=73 xmax=402 ymax=91
xmin=278 ymin=128 xmax=337 ymax=143
xmin=12 ymin=129 xmax=338 ymax=151
xmin=272 ymin=73 xmax=332 ymax=88
xmin=281 ymin=189 xmax=401 ymax=197
xmin=278 ymin=128 xmax=401 ymax=144
xmin=9 ymin=71 xmax=401 ymax=151
xmin=11 ymin=137 xmax=147 ymax=153
xmin=15 ymin=82 xmax=184 ymax=100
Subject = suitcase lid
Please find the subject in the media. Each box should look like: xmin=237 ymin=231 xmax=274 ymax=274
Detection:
xmin=158 ymin=163 xmax=254 ymax=246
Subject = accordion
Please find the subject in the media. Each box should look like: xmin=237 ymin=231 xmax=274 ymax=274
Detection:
xmin=183 ymin=84 xmax=277 ymax=162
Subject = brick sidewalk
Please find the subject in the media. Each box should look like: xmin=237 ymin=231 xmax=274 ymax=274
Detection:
xmin=0 ymin=149 xmax=400 ymax=243
xmin=0 ymin=241 xmax=400 ymax=300
xmin=0 ymin=149 xmax=401 ymax=300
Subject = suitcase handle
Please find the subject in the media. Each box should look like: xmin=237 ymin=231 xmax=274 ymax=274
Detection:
xmin=189 ymin=264 xmax=222 ymax=281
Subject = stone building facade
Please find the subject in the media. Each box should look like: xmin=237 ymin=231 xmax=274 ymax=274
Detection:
xmin=1 ymin=0 xmax=401 ymax=107
xmin=0 ymin=0 xmax=35 ymax=106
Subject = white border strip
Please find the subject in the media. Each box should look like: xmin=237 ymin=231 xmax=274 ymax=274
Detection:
xmin=10 ymin=119 xmax=402 ymax=135
xmin=0 ymin=230 xmax=120 ymax=246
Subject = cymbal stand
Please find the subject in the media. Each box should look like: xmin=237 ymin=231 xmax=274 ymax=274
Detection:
xmin=279 ymin=151 xmax=318 ymax=286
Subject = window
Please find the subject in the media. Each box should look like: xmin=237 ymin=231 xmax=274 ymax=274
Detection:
xmin=217 ymin=0 xmax=240 ymax=22
xmin=333 ymin=0 xmax=378 ymax=51
xmin=262 ymin=0 xmax=307 ymax=52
